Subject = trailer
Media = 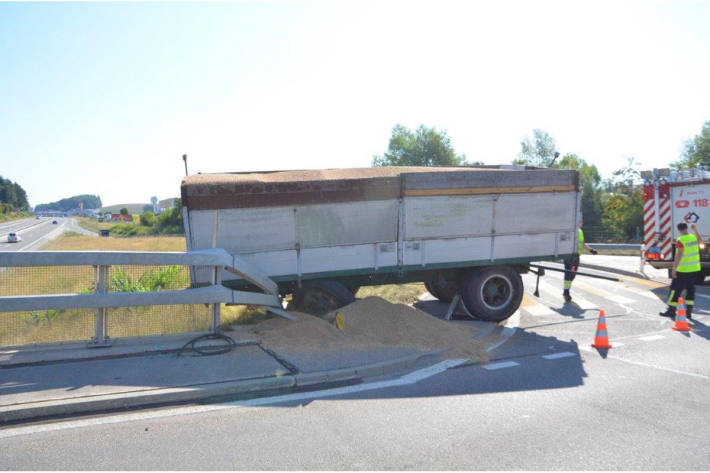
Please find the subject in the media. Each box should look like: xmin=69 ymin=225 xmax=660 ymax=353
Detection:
xmin=642 ymin=167 xmax=710 ymax=282
xmin=181 ymin=166 xmax=581 ymax=322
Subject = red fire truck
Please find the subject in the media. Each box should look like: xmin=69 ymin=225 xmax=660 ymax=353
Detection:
xmin=643 ymin=167 xmax=710 ymax=282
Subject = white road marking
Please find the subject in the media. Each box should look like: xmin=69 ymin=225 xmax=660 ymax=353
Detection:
xmin=482 ymin=361 xmax=519 ymax=370
xmin=608 ymin=295 xmax=635 ymax=304
xmin=639 ymin=335 xmax=665 ymax=341
xmin=625 ymin=287 xmax=660 ymax=300
xmin=486 ymin=326 xmax=517 ymax=352
xmin=536 ymin=280 xmax=597 ymax=310
xmin=524 ymin=304 xmax=556 ymax=316
xmin=542 ymin=352 xmax=577 ymax=360
xmin=696 ymin=294 xmax=710 ymax=301
xmin=0 ymin=358 xmax=469 ymax=439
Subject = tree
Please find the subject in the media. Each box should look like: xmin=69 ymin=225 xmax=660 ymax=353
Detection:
xmin=601 ymin=157 xmax=644 ymax=241
xmin=554 ymin=153 xmax=604 ymax=230
xmin=673 ymin=121 xmax=710 ymax=169
xmin=0 ymin=175 xmax=29 ymax=212
xmin=373 ymin=124 xmax=467 ymax=167
xmin=514 ymin=129 xmax=558 ymax=167
xmin=119 ymin=208 xmax=129 ymax=215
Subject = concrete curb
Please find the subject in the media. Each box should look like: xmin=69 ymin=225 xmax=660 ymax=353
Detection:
xmin=0 ymin=350 xmax=447 ymax=424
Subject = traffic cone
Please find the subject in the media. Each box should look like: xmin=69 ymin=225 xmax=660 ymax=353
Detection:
xmin=672 ymin=297 xmax=692 ymax=332
xmin=591 ymin=309 xmax=612 ymax=349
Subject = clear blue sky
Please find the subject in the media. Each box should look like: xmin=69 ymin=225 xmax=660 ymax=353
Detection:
xmin=1 ymin=0 xmax=709 ymax=207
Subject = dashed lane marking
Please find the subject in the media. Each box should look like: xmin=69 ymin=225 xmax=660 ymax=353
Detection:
xmin=542 ymin=352 xmax=577 ymax=360
xmin=482 ymin=361 xmax=520 ymax=370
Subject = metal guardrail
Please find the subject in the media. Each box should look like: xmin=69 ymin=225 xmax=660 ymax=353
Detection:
xmin=588 ymin=243 xmax=642 ymax=251
xmin=0 ymin=248 xmax=293 ymax=348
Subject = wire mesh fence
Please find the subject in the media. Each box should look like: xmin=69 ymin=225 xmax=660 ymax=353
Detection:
xmin=583 ymin=226 xmax=643 ymax=243
xmin=0 ymin=263 xmax=216 ymax=347
xmin=0 ymin=309 xmax=95 ymax=347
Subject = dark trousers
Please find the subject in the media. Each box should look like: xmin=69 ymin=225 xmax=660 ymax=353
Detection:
xmin=667 ymin=272 xmax=697 ymax=314
xmin=563 ymin=254 xmax=580 ymax=294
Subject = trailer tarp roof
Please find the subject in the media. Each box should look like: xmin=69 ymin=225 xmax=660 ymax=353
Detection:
xmin=181 ymin=166 xmax=578 ymax=210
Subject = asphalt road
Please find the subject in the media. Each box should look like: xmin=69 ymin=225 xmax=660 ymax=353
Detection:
xmin=1 ymin=262 xmax=709 ymax=469
xmin=0 ymin=217 xmax=95 ymax=252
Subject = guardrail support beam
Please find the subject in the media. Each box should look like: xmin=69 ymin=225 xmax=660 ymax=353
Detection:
xmin=90 ymin=264 xmax=112 ymax=348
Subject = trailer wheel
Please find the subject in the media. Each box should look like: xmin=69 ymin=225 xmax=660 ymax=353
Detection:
xmin=291 ymin=280 xmax=355 ymax=317
xmin=460 ymin=266 xmax=523 ymax=322
xmin=424 ymin=279 xmax=459 ymax=303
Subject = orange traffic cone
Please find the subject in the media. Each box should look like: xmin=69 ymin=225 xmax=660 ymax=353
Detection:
xmin=672 ymin=297 xmax=692 ymax=332
xmin=591 ymin=309 xmax=612 ymax=349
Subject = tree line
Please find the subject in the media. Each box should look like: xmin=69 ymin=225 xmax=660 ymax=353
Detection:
xmin=35 ymin=194 xmax=102 ymax=212
xmin=0 ymin=175 xmax=29 ymax=215
xmin=373 ymin=120 xmax=710 ymax=242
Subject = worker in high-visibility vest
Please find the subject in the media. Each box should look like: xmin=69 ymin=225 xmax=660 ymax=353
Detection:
xmin=660 ymin=222 xmax=703 ymax=320
xmin=563 ymin=219 xmax=598 ymax=304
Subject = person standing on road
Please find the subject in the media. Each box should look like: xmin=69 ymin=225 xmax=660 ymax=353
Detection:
xmin=563 ymin=220 xmax=598 ymax=303
xmin=660 ymin=222 xmax=702 ymax=320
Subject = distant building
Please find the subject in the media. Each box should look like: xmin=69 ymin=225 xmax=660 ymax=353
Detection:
xmin=110 ymin=214 xmax=133 ymax=222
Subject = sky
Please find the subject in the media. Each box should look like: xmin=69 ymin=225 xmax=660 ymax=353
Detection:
xmin=1 ymin=0 xmax=709 ymax=208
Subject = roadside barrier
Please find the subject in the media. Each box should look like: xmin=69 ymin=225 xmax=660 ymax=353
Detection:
xmin=591 ymin=309 xmax=612 ymax=349
xmin=0 ymin=249 xmax=293 ymax=349
xmin=672 ymin=298 xmax=692 ymax=332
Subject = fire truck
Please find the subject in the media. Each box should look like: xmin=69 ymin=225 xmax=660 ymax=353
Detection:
xmin=643 ymin=167 xmax=710 ymax=282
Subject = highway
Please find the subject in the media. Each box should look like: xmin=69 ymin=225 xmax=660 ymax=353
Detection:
xmin=0 ymin=217 xmax=95 ymax=252
xmin=1 ymin=260 xmax=709 ymax=469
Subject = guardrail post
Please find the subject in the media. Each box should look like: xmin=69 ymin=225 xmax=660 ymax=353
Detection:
xmin=89 ymin=264 xmax=112 ymax=347
xmin=211 ymin=265 xmax=221 ymax=333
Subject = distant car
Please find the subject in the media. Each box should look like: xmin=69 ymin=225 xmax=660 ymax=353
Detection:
xmin=99 ymin=229 xmax=110 ymax=237
xmin=7 ymin=232 xmax=20 ymax=243
xmin=35 ymin=216 xmax=40 ymax=219
xmin=52 ymin=220 xmax=58 ymax=224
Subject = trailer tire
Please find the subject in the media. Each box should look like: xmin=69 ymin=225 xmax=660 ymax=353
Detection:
xmin=291 ymin=280 xmax=356 ymax=317
xmin=424 ymin=279 xmax=459 ymax=303
xmin=460 ymin=266 xmax=523 ymax=322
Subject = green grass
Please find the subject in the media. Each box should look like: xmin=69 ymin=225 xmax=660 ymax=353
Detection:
xmin=0 ymin=212 xmax=30 ymax=223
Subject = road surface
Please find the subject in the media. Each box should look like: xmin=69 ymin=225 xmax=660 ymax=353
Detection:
xmin=1 ymin=263 xmax=709 ymax=469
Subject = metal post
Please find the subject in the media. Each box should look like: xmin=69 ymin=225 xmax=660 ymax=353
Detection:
xmin=210 ymin=265 xmax=221 ymax=333
xmin=653 ymin=172 xmax=661 ymax=243
xmin=90 ymin=264 xmax=111 ymax=347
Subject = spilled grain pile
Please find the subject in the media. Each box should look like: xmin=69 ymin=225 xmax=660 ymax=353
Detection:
xmin=250 ymin=296 xmax=489 ymax=363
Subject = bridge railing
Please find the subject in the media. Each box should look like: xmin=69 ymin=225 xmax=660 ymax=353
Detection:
xmin=0 ymin=249 xmax=291 ymax=349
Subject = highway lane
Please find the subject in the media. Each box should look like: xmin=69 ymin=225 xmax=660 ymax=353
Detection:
xmin=0 ymin=217 xmax=95 ymax=252
xmin=0 ymin=217 xmax=49 ymax=239
xmin=2 ymin=264 xmax=709 ymax=469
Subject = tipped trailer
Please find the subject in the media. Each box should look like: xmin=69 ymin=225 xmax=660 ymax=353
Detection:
xmin=643 ymin=167 xmax=710 ymax=282
xmin=181 ymin=166 xmax=581 ymax=322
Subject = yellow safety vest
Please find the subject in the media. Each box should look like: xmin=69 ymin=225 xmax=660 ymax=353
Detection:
xmin=577 ymin=228 xmax=584 ymax=255
xmin=677 ymin=233 xmax=701 ymax=273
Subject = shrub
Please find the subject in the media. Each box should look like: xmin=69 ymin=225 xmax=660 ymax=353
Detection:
xmin=140 ymin=211 xmax=156 ymax=227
